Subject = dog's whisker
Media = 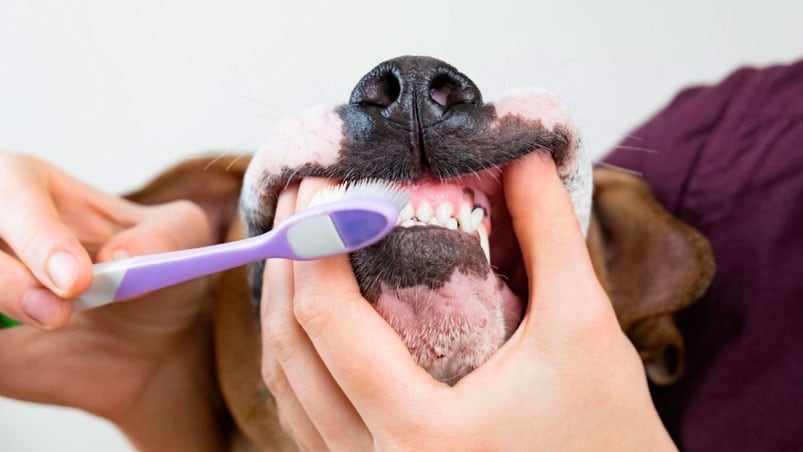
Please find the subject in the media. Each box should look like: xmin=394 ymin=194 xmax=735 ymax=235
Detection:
xmin=211 ymin=88 xmax=290 ymax=116
xmin=594 ymin=161 xmax=643 ymax=176
xmin=613 ymin=145 xmax=660 ymax=154
xmin=225 ymin=152 xmax=250 ymax=172
xmin=203 ymin=152 xmax=234 ymax=171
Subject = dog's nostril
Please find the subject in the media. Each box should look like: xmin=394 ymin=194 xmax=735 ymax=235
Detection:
xmin=429 ymin=73 xmax=479 ymax=109
xmin=352 ymin=68 xmax=402 ymax=108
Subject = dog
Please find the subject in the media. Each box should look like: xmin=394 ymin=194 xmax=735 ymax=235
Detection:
xmin=127 ymin=56 xmax=715 ymax=450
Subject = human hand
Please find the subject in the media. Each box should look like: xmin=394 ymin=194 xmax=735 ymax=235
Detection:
xmin=0 ymin=151 xmax=224 ymax=450
xmin=260 ymin=153 xmax=676 ymax=451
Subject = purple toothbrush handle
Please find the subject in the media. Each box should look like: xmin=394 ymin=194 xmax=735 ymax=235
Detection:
xmin=111 ymin=199 xmax=400 ymax=301
xmin=114 ymin=233 xmax=290 ymax=300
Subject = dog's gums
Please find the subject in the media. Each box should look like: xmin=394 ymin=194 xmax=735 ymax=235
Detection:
xmin=242 ymin=55 xmax=592 ymax=383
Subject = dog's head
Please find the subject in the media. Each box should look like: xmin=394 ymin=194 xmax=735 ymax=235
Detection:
xmin=127 ymin=56 xmax=714 ymax=447
xmin=240 ymin=55 xmax=592 ymax=382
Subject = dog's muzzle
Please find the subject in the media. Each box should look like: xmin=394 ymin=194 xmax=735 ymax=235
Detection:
xmin=241 ymin=56 xmax=592 ymax=383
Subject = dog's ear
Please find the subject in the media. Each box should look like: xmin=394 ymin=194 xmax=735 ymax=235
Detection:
xmin=587 ymin=168 xmax=715 ymax=385
xmin=125 ymin=154 xmax=251 ymax=242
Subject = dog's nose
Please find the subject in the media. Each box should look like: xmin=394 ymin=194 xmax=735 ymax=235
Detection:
xmin=349 ymin=56 xmax=481 ymax=127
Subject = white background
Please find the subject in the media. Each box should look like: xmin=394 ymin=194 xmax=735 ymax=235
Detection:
xmin=0 ymin=0 xmax=800 ymax=449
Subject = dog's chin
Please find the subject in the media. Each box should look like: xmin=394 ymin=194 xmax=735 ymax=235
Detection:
xmin=348 ymin=167 xmax=528 ymax=384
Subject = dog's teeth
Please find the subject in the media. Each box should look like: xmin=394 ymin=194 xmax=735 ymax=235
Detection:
xmin=435 ymin=202 xmax=454 ymax=224
xmin=470 ymin=208 xmax=484 ymax=231
xmin=401 ymin=219 xmax=415 ymax=228
xmin=428 ymin=217 xmax=441 ymax=226
xmin=416 ymin=202 xmax=433 ymax=222
xmin=400 ymin=204 xmax=414 ymax=221
xmin=478 ymin=224 xmax=490 ymax=263
xmin=446 ymin=218 xmax=458 ymax=230
xmin=459 ymin=203 xmax=473 ymax=233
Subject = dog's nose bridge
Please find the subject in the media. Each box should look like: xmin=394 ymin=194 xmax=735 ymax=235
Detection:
xmin=349 ymin=56 xmax=482 ymax=127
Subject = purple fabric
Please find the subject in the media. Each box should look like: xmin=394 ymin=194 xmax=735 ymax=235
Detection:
xmin=604 ymin=60 xmax=803 ymax=451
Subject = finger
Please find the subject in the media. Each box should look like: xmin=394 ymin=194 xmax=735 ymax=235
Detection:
xmin=290 ymin=178 xmax=440 ymax=427
xmin=96 ymin=200 xmax=211 ymax=262
xmin=263 ymin=258 xmax=369 ymax=449
xmin=0 ymin=175 xmax=92 ymax=299
xmin=0 ymin=251 xmax=71 ymax=329
xmin=261 ymin=339 xmax=327 ymax=451
xmin=503 ymin=152 xmax=614 ymax=334
xmin=261 ymin=184 xmax=325 ymax=448
xmin=262 ymin=185 xmax=371 ymax=449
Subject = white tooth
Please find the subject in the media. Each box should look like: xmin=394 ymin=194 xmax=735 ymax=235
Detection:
xmin=401 ymin=219 xmax=415 ymax=228
xmin=470 ymin=208 xmax=484 ymax=231
xmin=416 ymin=202 xmax=433 ymax=222
xmin=459 ymin=203 xmax=472 ymax=233
xmin=446 ymin=218 xmax=458 ymax=230
xmin=435 ymin=202 xmax=454 ymax=224
xmin=400 ymin=204 xmax=414 ymax=221
xmin=428 ymin=217 xmax=441 ymax=226
xmin=478 ymin=224 xmax=490 ymax=263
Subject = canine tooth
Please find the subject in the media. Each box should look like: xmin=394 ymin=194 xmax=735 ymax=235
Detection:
xmin=446 ymin=218 xmax=458 ymax=230
xmin=416 ymin=202 xmax=433 ymax=222
xmin=400 ymin=204 xmax=414 ymax=221
xmin=478 ymin=224 xmax=490 ymax=263
xmin=435 ymin=202 xmax=454 ymax=224
xmin=459 ymin=204 xmax=472 ymax=233
xmin=470 ymin=208 xmax=484 ymax=231
xmin=401 ymin=219 xmax=415 ymax=228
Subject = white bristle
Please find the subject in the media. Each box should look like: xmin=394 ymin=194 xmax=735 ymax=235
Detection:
xmin=308 ymin=179 xmax=410 ymax=210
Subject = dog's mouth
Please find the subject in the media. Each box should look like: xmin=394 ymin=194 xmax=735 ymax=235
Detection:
xmin=242 ymin=55 xmax=590 ymax=384
xmin=347 ymin=168 xmax=526 ymax=383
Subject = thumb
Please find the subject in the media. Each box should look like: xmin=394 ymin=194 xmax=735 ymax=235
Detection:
xmin=96 ymin=200 xmax=212 ymax=262
xmin=503 ymin=152 xmax=610 ymax=332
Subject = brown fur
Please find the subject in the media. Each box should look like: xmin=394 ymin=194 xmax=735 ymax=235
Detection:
xmin=127 ymin=155 xmax=715 ymax=448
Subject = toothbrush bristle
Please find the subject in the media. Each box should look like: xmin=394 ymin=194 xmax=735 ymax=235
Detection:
xmin=309 ymin=179 xmax=409 ymax=210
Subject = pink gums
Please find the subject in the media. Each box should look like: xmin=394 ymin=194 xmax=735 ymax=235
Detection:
xmin=402 ymin=178 xmax=495 ymax=233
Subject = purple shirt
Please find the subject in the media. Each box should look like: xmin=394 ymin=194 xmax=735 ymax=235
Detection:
xmin=604 ymin=60 xmax=803 ymax=451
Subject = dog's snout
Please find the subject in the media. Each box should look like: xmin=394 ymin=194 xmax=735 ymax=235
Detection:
xmin=350 ymin=65 xmax=402 ymax=109
xmin=428 ymin=70 xmax=480 ymax=109
xmin=350 ymin=56 xmax=481 ymax=125
xmin=340 ymin=55 xmax=500 ymax=180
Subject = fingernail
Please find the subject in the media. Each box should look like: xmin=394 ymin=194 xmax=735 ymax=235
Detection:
xmin=23 ymin=288 xmax=64 ymax=327
xmin=46 ymin=251 xmax=79 ymax=293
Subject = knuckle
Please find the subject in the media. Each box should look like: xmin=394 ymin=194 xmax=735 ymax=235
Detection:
xmin=260 ymin=358 xmax=286 ymax=397
xmin=168 ymin=199 xmax=205 ymax=221
xmin=291 ymin=293 xmax=329 ymax=335
xmin=264 ymin=316 xmax=298 ymax=360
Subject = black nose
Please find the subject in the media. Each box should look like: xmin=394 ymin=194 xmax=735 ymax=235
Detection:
xmin=349 ymin=56 xmax=481 ymax=127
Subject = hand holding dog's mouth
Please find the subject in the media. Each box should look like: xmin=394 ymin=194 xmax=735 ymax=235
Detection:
xmin=260 ymin=153 xmax=675 ymax=451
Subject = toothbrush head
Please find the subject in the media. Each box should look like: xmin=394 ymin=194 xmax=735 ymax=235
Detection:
xmin=280 ymin=180 xmax=409 ymax=259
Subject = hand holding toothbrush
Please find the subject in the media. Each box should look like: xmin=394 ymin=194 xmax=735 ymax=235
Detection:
xmin=0 ymin=151 xmax=228 ymax=450
xmin=0 ymin=151 xmax=214 ymax=329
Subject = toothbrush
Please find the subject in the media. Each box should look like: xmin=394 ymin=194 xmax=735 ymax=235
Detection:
xmin=71 ymin=180 xmax=409 ymax=311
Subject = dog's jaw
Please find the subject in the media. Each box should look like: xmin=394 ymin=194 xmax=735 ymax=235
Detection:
xmin=241 ymin=74 xmax=591 ymax=383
